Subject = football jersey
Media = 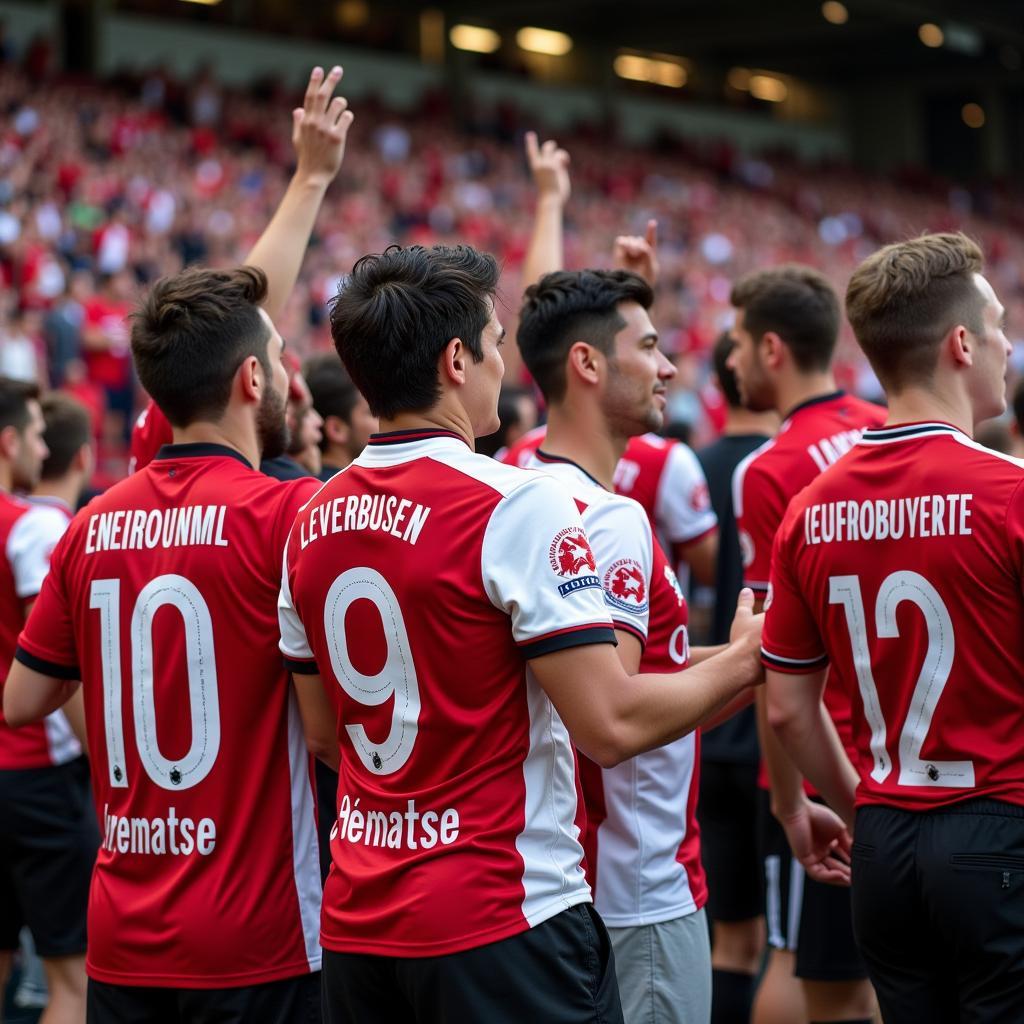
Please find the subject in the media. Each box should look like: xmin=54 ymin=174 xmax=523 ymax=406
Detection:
xmin=504 ymin=428 xmax=717 ymax=555
xmin=0 ymin=492 xmax=80 ymax=770
xmin=527 ymin=450 xmax=706 ymax=927
xmin=16 ymin=443 xmax=322 ymax=988
xmin=128 ymin=399 xmax=172 ymax=474
xmin=279 ymin=428 xmax=616 ymax=958
xmin=763 ymin=421 xmax=1024 ymax=812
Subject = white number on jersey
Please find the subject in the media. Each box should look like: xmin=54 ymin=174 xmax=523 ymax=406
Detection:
xmin=90 ymin=575 xmax=221 ymax=791
xmin=829 ymin=571 xmax=973 ymax=788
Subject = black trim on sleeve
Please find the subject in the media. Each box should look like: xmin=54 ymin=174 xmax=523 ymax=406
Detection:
xmin=611 ymin=619 xmax=647 ymax=651
xmin=14 ymin=645 xmax=80 ymax=680
xmin=760 ymin=648 xmax=829 ymax=673
xmin=283 ymin=656 xmax=320 ymax=675
xmin=521 ymin=626 xmax=617 ymax=660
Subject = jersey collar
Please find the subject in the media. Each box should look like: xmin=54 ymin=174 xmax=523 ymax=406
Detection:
xmin=367 ymin=428 xmax=470 ymax=448
xmin=534 ymin=449 xmax=609 ymax=491
xmin=783 ymin=389 xmax=845 ymax=422
xmin=153 ymin=443 xmax=253 ymax=469
xmin=858 ymin=421 xmax=965 ymax=445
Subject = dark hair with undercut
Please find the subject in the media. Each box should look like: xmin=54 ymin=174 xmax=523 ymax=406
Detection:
xmin=0 ymin=378 xmax=39 ymax=434
xmin=730 ymin=264 xmax=840 ymax=373
xmin=712 ymin=331 xmax=743 ymax=409
xmin=304 ymin=352 xmax=360 ymax=451
xmin=130 ymin=265 xmax=271 ymax=427
xmin=517 ymin=269 xmax=654 ymax=403
xmin=845 ymin=232 xmax=985 ymax=391
xmin=329 ymin=245 xmax=499 ymax=420
xmin=40 ymin=393 xmax=92 ymax=479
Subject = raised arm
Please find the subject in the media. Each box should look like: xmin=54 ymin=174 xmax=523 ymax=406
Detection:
xmin=520 ymin=131 xmax=571 ymax=288
xmin=612 ymin=219 xmax=659 ymax=288
xmin=245 ymin=66 xmax=355 ymax=323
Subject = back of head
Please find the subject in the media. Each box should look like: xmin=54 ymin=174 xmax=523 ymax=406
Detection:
xmin=130 ymin=265 xmax=270 ymax=427
xmin=304 ymin=352 xmax=360 ymax=439
xmin=730 ymin=264 xmax=840 ymax=373
xmin=41 ymin=392 xmax=92 ymax=480
xmin=711 ymin=331 xmax=743 ymax=409
xmin=0 ymin=377 xmax=39 ymax=437
xmin=329 ymin=245 xmax=499 ymax=421
xmin=517 ymin=269 xmax=654 ymax=403
xmin=845 ymin=232 xmax=984 ymax=392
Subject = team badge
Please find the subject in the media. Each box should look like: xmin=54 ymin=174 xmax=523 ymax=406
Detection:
xmin=690 ymin=482 xmax=711 ymax=513
xmin=663 ymin=564 xmax=684 ymax=607
xmin=549 ymin=528 xmax=601 ymax=598
xmin=739 ymin=529 xmax=755 ymax=569
xmin=603 ymin=558 xmax=649 ymax=614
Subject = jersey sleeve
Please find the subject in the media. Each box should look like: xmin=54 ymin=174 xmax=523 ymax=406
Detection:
xmin=278 ymin=538 xmax=317 ymax=674
xmin=760 ymin=505 xmax=829 ymax=675
xmin=655 ymin=442 xmax=718 ymax=546
xmin=1005 ymin=477 xmax=1024 ymax=594
xmin=481 ymin=475 xmax=616 ymax=659
xmin=584 ymin=498 xmax=653 ymax=649
xmin=6 ymin=505 xmax=69 ymax=599
xmin=733 ymin=455 xmax=785 ymax=594
xmin=15 ymin=528 xmax=80 ymax=678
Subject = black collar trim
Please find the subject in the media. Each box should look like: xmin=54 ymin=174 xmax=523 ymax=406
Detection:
xmin=535 ymin=449 xmax=608 ymax=491
xmin=784 ymin=390 xmax=845 ymax=420
xmin=152 ymin=443 xmax=253 ymax=469
xmin=368 ymin=428 xmax=468 ymax=447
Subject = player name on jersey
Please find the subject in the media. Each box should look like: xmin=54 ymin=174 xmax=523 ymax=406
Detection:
xmin=298 ymin=493 xmax=431 ymax=549
xmin=101 ymin=803 xmax=216 ymax=857
xmin=805 ymin=428 xmax=866 ymax=472
xmin=85 ymin=504 xmax=228 ymax=553
xmin=333 ymin=794 xmax=460 ymax=851
xmin=804 ymin=492 xmax=973 ymax=545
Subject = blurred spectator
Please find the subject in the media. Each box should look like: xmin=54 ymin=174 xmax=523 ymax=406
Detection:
xmin=43 ymin=271 xmax=91 ymax=387
xmin=304 ymin=351 xmax=377 ymax=481
xmin=0 ymin=306 xmax=42 ymax=382
xmin=81 ymin=270 xmax=135 ymax=444
xmin=1011 ymin=379 xmax=1024 ymax=459
xmin=477 ymin=385 xmax=538 ymax=459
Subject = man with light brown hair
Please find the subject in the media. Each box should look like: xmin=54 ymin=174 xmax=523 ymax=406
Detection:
xmin=763 ymin=232 xmax=1024 ymax=1023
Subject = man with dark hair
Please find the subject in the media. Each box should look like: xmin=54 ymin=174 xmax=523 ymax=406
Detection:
xmin=515 ymin=268 xmax=766 ymax=1024
xmin=476 ymin=385 xmax=537 ymax=460
xmin=280 ymin=243 xmax=763 ymax=1024
xmin=696 ymin=333 xmax=777 ymax=1024
xmin=765 ymin=233 xmax=1023 ymax=1022
xmin=727 ymin=265 xmax=884 ymax=1024
xmin=303 ymin=353 xmax=376 ymax=480
xmin=38 ymin=393 xmax=94 ymax=499
xmin=0 ymin=378 xmax=96 ymax=1024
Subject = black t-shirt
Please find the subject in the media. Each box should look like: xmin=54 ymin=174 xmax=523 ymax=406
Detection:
xmin=697 ymin=432 xmax=770 ymax=765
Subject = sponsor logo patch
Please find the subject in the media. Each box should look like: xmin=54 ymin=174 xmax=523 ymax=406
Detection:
xmin=603 ymin=558 xmax=649 ymax=614
xmin=550 ymin=528 xmax=598 ymax=577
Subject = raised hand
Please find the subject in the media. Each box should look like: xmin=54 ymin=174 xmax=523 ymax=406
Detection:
xmin=613 ymin=219 xmax=659 ymax=287
xmin=779 ymin=799 xmax=852 ymax=887
xmin=292 ymin=65 xmax=355 ymax=188
xmin=525 ymin=131 xmax=571 ymax=206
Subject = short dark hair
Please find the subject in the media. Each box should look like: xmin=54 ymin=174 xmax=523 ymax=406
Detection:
xmin=40 ymin=393 xmax=92 ymax=479
xmin=0 ymin=378 xmax=39 ymax=434
xmin=329 ymin=245 xmax=499 ymax=420
xmin=130 ymin=266 xmax=271 ymax=427
xmin=730 ymin=265 xmax=840 ymax=373
xmin=304 ymin=352 xmax=360 ymax=451
xmin=712 ymin=331 xmax=743 ymax=409
xmin=517 ymin=269 xmax=654 ymax=403
xmin=845 ymin=232 xmax=985 ymax=391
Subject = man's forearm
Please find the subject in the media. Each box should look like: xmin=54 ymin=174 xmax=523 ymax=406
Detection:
xmin=521 ymin=195 xmax=565 ymax=288
xmin=757 ymin=688 xmax=807 ymax=819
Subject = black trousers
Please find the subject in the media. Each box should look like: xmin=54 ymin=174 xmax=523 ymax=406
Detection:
xmin=852 ymin=799 xmax=1024 ymax=1024
xmin=322 ymin=903 xmax=624 ymax=1023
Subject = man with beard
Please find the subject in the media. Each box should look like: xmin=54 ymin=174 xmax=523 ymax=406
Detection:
xmin=3 ymin=265 xmax=325 ymax=1022
xmin=726 ymin=266 xmax=884 ymax=1024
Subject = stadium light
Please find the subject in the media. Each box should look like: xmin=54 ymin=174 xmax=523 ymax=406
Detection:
xmin=336 ymin=0 xmax=369 ymax=28
xmin=516 ymin=27 xmax=573 ymax=56
xmin=726 ymin=67 xmax=752 ymax=91
xmin=821 ymin=2 xmax=848 ymax=25
xmin=450 ymin=24 xmax=501 ymax=53
xmin=918 ymin=23 xmax=944 ymax=48
xmin=962 ymin=103 xmax=985 ymax=128
xmin=749 ymin=74 xmax=787 ymax=102
xmin=614 ymin=52 xmax=687 ymax=88
xmin=179 ymin=0 xmax=222 ymax=5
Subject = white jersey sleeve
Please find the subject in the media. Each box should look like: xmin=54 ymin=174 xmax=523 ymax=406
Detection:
xmin=278 ymin=547 xmax=314 ymax=664
xmin=482 ymin=475 xmax=615 ymax=659
xmin=655 ymin=442 xmax=717 ymax=546
xmin=7 ymin=505 xmax=69 ymax=599
xmin=584 ymin=497 xmax=653 ymax=648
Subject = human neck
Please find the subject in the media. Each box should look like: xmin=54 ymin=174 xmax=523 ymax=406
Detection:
xmin=378 ymin=404 xmax=474 ymax=449
xmin=542 ymin=401 xmax=627 ymax=490
xmin=882 ymin=386 xmax=974 ymax=437
xmin=33 ymin=477 xmax=80 ymax=509
xmin=323 ymin=444 xmax=354 ymax=471
xmin=171 ymin=417 xmax=260 ymax=470
xmin=775 ymin=370 xmax=838 ymax=420
xmin=723 ymin=406 xmax=778 ymax=436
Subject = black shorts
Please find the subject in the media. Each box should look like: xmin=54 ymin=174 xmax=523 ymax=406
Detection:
xmin=0 ymin=756 xmax=98 ymax=957
xmin=758 ymin=789 xmax=867 ymax=982
xmin=322 ymin=903 xmax=623 ymax=1024
xmin=852 ymin=799 xmax=1024 ymax=1024
xmin=698 ymin=760 xmax=763 ymax=923
xmin=86 ymin=971 xmax=320 ymax=1024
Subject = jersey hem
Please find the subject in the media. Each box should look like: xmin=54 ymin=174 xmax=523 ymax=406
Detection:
xmin=611 ymin=620 xmax=647 ymax=649
xmin=598 ymin=894 xmax=703 ymax=928
xmin=674 ymin=523 xmax=718 ymax=549
xmin=760 ymin=648 xmax=829 ymax=673
xmin=282 ymin=656 xmax=319 ymax=675
xmin=85 ymin=956 xmax=321 ymax=989
xmin=14 ymin=644 xmax=80 ymax=680
xmin=855 ymin=791 xmax=1024 ymax=813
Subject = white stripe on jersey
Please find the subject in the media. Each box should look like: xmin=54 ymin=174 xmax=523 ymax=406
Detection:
xmin=286 ymin=692 xmax=323 ymax=972
xmin=43 ymin=709 xmax=82 ymax=766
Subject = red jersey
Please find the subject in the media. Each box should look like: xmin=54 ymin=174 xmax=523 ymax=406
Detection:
xmin=527 ymin=451 xmax=705 ymax=926
xmin=763 ymin=421 xmax=1024 ymax=812
xmin=16 ymin=444 xmax=322 ymax=988
xmin=0 ymin=494 xmax=81 ymax=770
xmin=504 ymin=429 xmax=717 ymax=556
xmin=279 ymin=429 xmax=616 ymax=957
xmin=129 ymin=400 xmax=172 ymax=474
xmin=83 ymin=297 xmax=133 ymax=390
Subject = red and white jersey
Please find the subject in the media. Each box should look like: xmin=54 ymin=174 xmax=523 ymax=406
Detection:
xmin=733 ymin=391 xmax=887 ymax=594
xmin=504 ymin=428 xmax=717 ymax=555
xmin=128 ymin=400 xmax=172 ymax=474
xmin=17 ymin=444 xmax=322 ymax=988
xmin=279 ymin=428 xmax=616 ymax=958
xmin=527 ymin=450 xmax=706 ymax=926
xmin=763 ymin=421 xmax=1024 ymax=812
xmin=0 ymin=493 xmax=80 ymax=770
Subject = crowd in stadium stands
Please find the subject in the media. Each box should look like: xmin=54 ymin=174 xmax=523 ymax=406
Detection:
xmin=2 ymin=38 xmax=1024 ymax=488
